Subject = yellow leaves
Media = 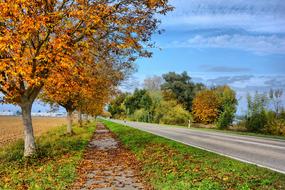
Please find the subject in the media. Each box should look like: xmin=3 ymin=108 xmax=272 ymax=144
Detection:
xmin=36 ymin=167 xmax=44 ymax=173
xmin=2 ymin=176 xmax=10 ymax=183
xmin=0 ymin=0 xmax=171 ymax=106
xmin=223 ymin=176 xmax=229 ymax=181
xmin=147 ymin=0 xmax=158 ymax=8
xmin=193 ymin=167 xmax=200 ymax=172
xmin=192 ymin=90 xmax=220 ymax=124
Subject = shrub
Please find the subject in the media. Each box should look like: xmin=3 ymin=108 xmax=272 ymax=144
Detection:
xmin=217 ymin=106 xmax=235 ymax=129
xmin=245 ymin=111 xmax=267 ymax=132
xmin=155 ymin=100 xmax=192 ymax=126
xmin=264 ymin=111 xmax=285 ymax=136
xmin=132 ymin=109 xmax=150 ymax=122
xmin=265 ymin=119 xmax=285 ymax=136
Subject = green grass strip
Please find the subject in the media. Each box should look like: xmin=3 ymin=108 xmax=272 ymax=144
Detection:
xmin=102 ymin=119 xmax=285 ymax=190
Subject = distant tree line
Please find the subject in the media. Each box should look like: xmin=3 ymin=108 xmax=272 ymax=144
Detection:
xmin=108 ymin=72 xmax=285 ymax=136
xmin=108 ymin=71 xmax=238 ymax=129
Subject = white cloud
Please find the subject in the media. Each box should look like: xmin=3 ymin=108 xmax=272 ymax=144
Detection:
xmin=162 ymin=0 xmax=285 ymax=34
xmin=165 ymin=34 xmax=285 ymax=54
xmin=191 ymin=74 xmax=285 ymax=114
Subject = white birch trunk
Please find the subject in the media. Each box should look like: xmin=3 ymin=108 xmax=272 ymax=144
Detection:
xmin=21 ymin=103 xmax=36 ymax=157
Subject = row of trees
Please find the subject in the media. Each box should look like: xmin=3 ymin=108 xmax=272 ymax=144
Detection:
xmin=0 ymin=0 xmax=172 ymax=156
xmin=108 ymin=72 xmax=238 ymax=128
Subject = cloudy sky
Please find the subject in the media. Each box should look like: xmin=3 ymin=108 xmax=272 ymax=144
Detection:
xmin=1 ymin=0 xmax=285 ymax=114
xmin=132 ymin=0 xmax=285 ymax=114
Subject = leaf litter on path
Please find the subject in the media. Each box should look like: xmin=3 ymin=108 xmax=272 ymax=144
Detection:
xmin=72 ymin=123 xmax=150 ymax=190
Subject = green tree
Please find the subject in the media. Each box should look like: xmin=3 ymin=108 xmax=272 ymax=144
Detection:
xmin=245 ymin=92 xmax=268 ymax=132
xmin=148 ymin=91 xmax=163 ymax=123
xmin=161 ymin=71 xmax=205 ymax=111
xmin=108 ymin=92 xmax=129 ymax=119
xmin=216 ymin=86 xmax=238 ymax=129
xmin=124 ymin=89 xmax=152 ymax=115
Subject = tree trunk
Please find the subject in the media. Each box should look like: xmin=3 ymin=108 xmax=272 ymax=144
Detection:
xmin=78 ymin=110 xmax=83 ymax=127
xmin=21 ymin=102 xmax=36 ymax=157
xmin=66 ymin=109 xmax=73 ymax=134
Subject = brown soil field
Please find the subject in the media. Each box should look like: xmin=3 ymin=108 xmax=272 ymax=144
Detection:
xmin=0 ymin=116 xmax=66 ymax=147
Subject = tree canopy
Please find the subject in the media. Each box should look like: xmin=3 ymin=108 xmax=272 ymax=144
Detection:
xmin=0 ymin=0 xmax=172 ymax=156
xmin=161 ymin=71 xmax=205 ymax=111
xmin=192 ymin=85 xmax=237 ymax=127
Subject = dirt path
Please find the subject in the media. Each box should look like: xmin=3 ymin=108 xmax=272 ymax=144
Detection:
xmin=72 ymin=123 xmax=147 ymax=190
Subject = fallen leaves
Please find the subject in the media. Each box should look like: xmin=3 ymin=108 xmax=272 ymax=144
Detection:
xmin=72 ymin=123 xmax=151 ymax=189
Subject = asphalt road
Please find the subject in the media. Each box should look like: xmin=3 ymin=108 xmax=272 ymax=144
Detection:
xmin=109 ymin=119 xmax=285 ymax=174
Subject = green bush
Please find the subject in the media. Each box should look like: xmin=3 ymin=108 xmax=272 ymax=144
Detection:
xmin=217 ymin=105 xmax=235 ymax=129
xmin=265 ymin=119 xmax=285 ymax=136
xmin=245 ymin=111 xmax=267 ymax=132
xmin=155 ymin=100 xmax=192 ymax=126
xmin=132 ymin=109 xmax=150 ymax=122
xmin=264 ymin=111 xmax=285 ymax=136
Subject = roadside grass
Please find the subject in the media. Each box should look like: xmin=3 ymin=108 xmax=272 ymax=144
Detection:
xmin=102 ymin=120 xmax=285 ymax=190
xmin=0 ymin=122 xmax=96 ymax=190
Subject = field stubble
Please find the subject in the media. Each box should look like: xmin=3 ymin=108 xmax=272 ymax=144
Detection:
xmin=0 ymin=116 xmax=66 ymax=146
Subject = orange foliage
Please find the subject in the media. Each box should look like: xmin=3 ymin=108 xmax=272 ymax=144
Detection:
xmin=0 ymin=0 xmax=172 ymax=155
xmin=192 ymin=90 xmax=220 ymax=124
xmin=0 ymin=0 xmax=172 ymax=106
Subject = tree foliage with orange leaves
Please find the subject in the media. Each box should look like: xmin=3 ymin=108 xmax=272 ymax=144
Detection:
xmin=192 ymin=86 xmax=237 ymax=126
xmin=42 ymin=61 xmax=121 ymax=134
xmin=192 ymin=90 xmax=220 ymax=124
xmin=0 ymin=0 xmax=172 ymax=156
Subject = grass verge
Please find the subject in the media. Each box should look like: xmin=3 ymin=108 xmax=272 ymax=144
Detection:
xmin=0 ymin=122 xmax=96 ymax=190
xmin=102 ymin=120 xmax=285 ymax=190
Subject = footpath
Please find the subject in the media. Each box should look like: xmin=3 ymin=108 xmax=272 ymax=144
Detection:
xmin=72 ymin=123 xmax=147 ymax=190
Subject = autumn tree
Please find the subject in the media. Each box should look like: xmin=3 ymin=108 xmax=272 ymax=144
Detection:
xmin=192 ymin=90 xmax=220 ymax=124
xmin=42 ymin=60 xmax=121 ymax=134
xmin=0 ymin=0 xmax=172 ymax=156
xmin=192 ymin=86 xmax=237 ymax=127
xmin=41 ymin=67 xmax=87 ymax=134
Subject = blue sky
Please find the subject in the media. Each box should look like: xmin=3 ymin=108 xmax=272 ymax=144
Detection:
xmin=1 ymin=0 xmax=285 ymax=114
xmin=130 ymin=0 xmax=285 ymax=114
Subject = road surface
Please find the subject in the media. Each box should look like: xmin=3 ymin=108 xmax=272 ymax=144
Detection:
xmin=109 ymin=119 xmax=285 ymax=174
